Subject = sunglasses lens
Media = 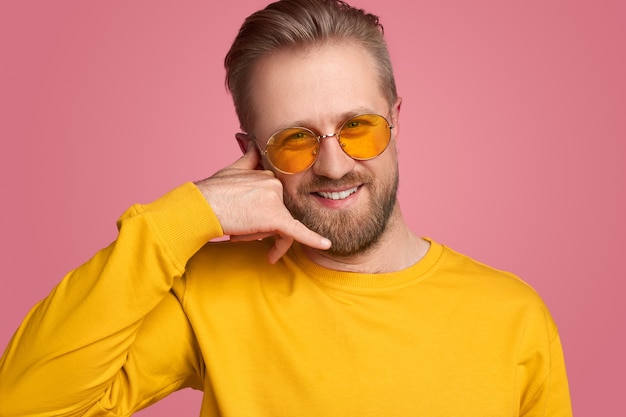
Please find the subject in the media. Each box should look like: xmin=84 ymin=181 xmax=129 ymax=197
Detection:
xmin=266 ymin=128 xmax=318 ymax=173
xmin=264 ymin=114 xmax=392 ymax=174
xmin=339 ymin=114 xmax=391 ymax=159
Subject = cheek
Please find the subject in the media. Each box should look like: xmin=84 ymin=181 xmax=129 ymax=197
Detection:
xmin=379 ymin=143 xmax=399 ymax=173
xmin=364 ymin=144 xmax=398 ymax=175
xmin=275 ymin=172 xmax=306 ymax=197
xmin=384 ymin=137 xmax=399 ymax=159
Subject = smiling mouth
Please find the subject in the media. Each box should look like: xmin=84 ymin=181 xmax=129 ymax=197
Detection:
xmin=315 ymin=186 xmax=359 ymax=200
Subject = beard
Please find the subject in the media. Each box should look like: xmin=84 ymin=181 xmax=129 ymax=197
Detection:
xmin=284 ymin=167 xmax=399 ymax=257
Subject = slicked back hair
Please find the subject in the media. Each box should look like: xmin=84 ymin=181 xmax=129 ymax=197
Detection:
xmin=225 ymin=0 xmax=398 ymax=132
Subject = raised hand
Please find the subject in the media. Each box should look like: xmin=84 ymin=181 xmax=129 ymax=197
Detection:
xmin=194 ymin=144 xmax=331 ymax=263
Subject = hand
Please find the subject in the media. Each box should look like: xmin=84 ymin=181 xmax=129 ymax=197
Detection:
xmin=194 ymin=144 xmax=331 ymax=263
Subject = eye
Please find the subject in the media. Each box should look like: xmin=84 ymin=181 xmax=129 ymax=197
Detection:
xmin=341 ymin=117 xmax=373 ymax=137
xmin=345 ymin=120 xmax=362 ymax=129
xmin=286 ymin=132 xmax=308 ymax=141
xmin=344 ymin=116 xmax=376 ymax=131
xmin=269 ymin=128 xmax=316 ymax=151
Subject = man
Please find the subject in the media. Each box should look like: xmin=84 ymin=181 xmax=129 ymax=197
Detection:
xmin=0 ymin=0 xmax=572 ymax=415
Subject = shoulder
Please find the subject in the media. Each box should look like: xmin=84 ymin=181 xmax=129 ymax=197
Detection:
xmin=183 ymin=238 xmax=301 ymax=294
xmin=428 ymin=242 xmax=561 ymax=344
xmin=185 ymin=238 xmax=277 ymax=282
xmin=437 ymin=243 xmax=539 ymax=297
xmin=432 ymin=242 xmax=557 ymax=327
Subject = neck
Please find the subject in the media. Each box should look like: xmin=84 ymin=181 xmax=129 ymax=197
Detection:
xmin=301 ymin=203 xmax=430 ymax=274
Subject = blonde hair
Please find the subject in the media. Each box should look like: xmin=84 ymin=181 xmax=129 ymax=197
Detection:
xmin=225 ymin=0 xmax=398 ymax=131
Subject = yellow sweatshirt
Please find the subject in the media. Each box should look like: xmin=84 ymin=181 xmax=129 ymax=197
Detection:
xmin=0 ymin=183 xmax=572 ymax=416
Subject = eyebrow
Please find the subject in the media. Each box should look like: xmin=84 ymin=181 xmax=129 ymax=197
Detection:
xmin=273 ymin=107 xmax=379 ymax=134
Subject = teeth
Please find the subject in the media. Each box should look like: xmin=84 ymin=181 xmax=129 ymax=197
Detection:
xmin=317 ymin=187 xmax=358 ymax=200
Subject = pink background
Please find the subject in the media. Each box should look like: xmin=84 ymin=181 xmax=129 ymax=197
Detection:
xmin=1 ymin=0 xmax=624 ymax=415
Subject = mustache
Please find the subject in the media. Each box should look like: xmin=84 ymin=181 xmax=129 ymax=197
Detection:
xmin=298 ymin=172 xmax=373 ymax=194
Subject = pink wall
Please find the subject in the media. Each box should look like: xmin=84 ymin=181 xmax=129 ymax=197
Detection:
xmin=1 ymin=0 xmax=624 ymax=415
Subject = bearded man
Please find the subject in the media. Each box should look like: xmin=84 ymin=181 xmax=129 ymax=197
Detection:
xmin=0 ymin=0 xmax=572 ymax=415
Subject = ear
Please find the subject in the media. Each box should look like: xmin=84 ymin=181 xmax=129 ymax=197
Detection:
xmin=390 ymin=97 xmax=402 ymax=139
xmin=235 ymin=132 xmax=253 ymax=154
xmin=391 ymin=96 xmax=402 ymax=126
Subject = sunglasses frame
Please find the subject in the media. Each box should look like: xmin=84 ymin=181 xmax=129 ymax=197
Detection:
xmin=255 ymin=113 xmax=395 ymax=174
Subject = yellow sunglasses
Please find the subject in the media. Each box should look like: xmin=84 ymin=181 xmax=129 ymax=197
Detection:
xmin=257 ymin=113 xmax=394 ymax=174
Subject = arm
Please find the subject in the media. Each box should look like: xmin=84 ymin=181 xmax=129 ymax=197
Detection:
xmin=518 ymin=307 xmax=573 ymax=417
xmin=0 ymin=183 xmax=218 ymax=416
xmin=0 ymin=147 xmax=330 ymax=416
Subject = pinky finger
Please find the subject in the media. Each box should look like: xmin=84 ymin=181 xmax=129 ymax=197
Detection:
xmin=230 ymin=232 xmax=275 ymax=242
xmin=267 ymin=235 xmax=295 ymax=264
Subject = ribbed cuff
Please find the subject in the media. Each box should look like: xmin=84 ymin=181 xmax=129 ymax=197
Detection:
xmin=138 ymin=182 xmax=224 ymax=269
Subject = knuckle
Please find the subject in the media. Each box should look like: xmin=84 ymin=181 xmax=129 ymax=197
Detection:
xmin=288 ymin=218 xmax=304 ymax=233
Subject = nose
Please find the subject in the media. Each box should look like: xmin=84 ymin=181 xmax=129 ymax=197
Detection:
xmin=311 ymin=134 xmax=356 ymax=179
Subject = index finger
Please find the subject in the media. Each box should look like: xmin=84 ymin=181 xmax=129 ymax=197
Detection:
xmin=279 ymin=217 xmax=332 ymax=251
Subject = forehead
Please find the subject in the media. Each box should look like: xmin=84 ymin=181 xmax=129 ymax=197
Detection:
xmin=248 ymin=41 xmax=389 ymax=136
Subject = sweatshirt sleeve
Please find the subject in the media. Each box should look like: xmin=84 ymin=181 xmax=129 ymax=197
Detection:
xmin=518 ymin=304 xmax=573 ymax=417
xmin=0 ymin=182 xmax=223 ymax=416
